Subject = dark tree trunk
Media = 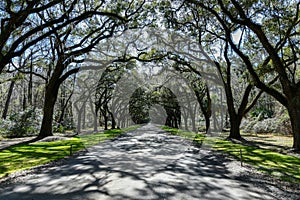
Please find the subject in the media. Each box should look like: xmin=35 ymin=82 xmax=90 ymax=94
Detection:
xmin=228 ymin=114 xmax=242 ymax=139
xmin=287 ymin=94 xmax=300 ymax=150
xmin=2 ymin=80 xmax=15 ymax=119
xmin=226 ymin=95 xmax=242 ymax=139
xmin=104 ymin=115 xmax=108 ymax=130
xmin=39 ymin=83 xmax=59 ymax=137
xmin=109 ymin=110 xmax=116 ymax=129
xmin=204 ymin=113 xmax=210 ymax=134
xmin=28 ymin=58 xmax=33 ymax=106
xmin=194 ymin=86 xmax=212 ymax=134
xmin=22 ymin=86 xmax=27 ymax=111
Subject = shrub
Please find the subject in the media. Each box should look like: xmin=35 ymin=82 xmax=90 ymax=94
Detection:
xmin=252 ymin=118 xmax=280 ymax=134
xmin=242 ymin=115 xmax=292 ymax=135
xmin=250 ymin=108 xmax=274 ymax=119
xmin=277 ymin=111 xmax=292 ymax=135
xmin=53 ymin=123 xmax=65 ymax=133
xmin=241 ymin=119 xmax=257 ymax=133
xmin=0 ymin=107 xmax=42 ymax=138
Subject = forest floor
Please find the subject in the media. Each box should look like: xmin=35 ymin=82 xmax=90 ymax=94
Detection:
xmin=0 ymin=124 xmax=299 ymax=199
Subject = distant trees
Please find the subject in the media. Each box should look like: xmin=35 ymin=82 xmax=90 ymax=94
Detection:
xmin=95 ymin=64 xmax=131 ymax=130
xmin=129 ymin=85 xmax=181 ymax=128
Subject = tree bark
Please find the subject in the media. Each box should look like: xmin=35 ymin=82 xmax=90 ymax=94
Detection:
xmin=74 ymin=102 xmax=85 ymax=134
xmin=82 ymin=103 xmax=86 ymax=129
xmin=39 ymin=82 xmax=60 ymax=137
xmin=108 ymin=110 xmax=116 ymax=129
xmin=228 ymin=114 xmax=242 ymax=139
xmin=287 ymin=94 xmax=300 ymax=150
xmin=2 ymin=80 xmax=15 ymax=119
xmin=28 ymin=57 xmax=33 ymax=106
xmin=195 ymin=86 xmax=212 ymax=134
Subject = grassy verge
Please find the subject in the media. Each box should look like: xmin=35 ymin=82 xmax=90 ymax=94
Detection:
xmin=162 ymin=126 xmax=300 ymax=184
xmin=0 ymin=125 xmax=140 ymax=178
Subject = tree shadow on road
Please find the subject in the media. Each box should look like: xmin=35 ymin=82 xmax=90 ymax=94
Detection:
xmin=0 ymin=125 xmax=298 ymax=200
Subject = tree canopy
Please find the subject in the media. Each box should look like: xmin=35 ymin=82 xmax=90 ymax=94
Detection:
xmin=1 ymin=0 xmax=300 ymax=150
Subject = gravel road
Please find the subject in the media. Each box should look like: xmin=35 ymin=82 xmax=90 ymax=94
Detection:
xmin=0 ymin=124 xmax=298 ymax=199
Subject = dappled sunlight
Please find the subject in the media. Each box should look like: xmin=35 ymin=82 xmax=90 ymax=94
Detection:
xmin=0 ymin=126 xmax=140 ymax=178
xmin=0 ymin=124 xmax=278 ymax=199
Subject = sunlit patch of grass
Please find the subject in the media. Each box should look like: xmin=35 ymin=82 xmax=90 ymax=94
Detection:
xmin=0 ymin=125 xmax=140 ymax=178
xmin=240 ymin=132 xmax=294 ymax=150
xmin=161 ymin=126 xmax=205 ymax=140
xmin=162 ymin=126 xmax=300 ymax=184
xmin=212 ymin=140 xmax=300 ymax=183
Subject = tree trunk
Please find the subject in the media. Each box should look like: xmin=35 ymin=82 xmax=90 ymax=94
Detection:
xmin=82 ymin=103 xmax=86 ymax=129
xmin=204 ymin=114 xmax=210 ymax=134
xmin=89 ymin=97 xmax=98 ymax=132
xmin=22 ymin=86 xmax=27 ymax=111
xmin=184 ymin=116 xmax=188 ymax=130
xmin=190 ymin=110 xmax=196 ymax=132
xmin=28 ymin=59 xmax=33 ymax=106
xmin=74 ymin=101 xmax=86 ymax=134
xmin=109 ymin=110 xmax=116 ymax=129
xmin=228 ymin=114 xmax=242 ymax=139
xmin=39 ymin=83 xmax=59 ymax=137
xmin=287 ymin=95 xmax=300 ymax=150
xmin=2 ymin=80 xmax=15 ymax=119
xmin=104 ymin=115 xmax=108 ymax=130
xmin=77 ymin=110 xmax=82 ymax=133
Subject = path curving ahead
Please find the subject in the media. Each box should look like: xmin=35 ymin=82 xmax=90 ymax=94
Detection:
xmin=0 ymin=124 xmax=276 ymax=200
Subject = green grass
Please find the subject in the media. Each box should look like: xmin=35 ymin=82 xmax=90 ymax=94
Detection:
xmin=162 ymin=126 xmax=300 ymax=184
xmin=0 ymin=125 xmax=140 ymax=178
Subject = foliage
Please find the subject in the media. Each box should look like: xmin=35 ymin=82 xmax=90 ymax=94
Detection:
xmin=241 ymin=118 xmax=281 ymax=134
xmin=252 ymin=118 xmax=280 ymax=134
xmin=162 ymin=126 xmax=300 ymax=184
xmin=0 ymin=107 xmax=42 ymax=138
xmin=129 ymin=86 xmax=181 ymax=127
xmin=129 ymin=87 xmax=151 ymax=124
xmin=0 ymin=125 xmax=140 ymax=178
xmin=53 ymin=124 xmax=65 ymax=134
xmin=242 ymin=109 xmax=292 ymax=135
xmin=250 ymin=108 xmax=274 ymax=119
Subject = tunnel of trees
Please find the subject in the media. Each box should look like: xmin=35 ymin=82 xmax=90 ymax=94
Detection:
xmin=0 ymin=0 xmax=300 ymax=151
xmin=129 ymin=86 xmax=181 ymax=128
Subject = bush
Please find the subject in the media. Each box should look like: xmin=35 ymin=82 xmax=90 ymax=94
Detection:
xmin=250 ymin=108 xmax=274 ymax=120
xmin=241 ymin=119 xmax=257 ymax=133
xmin=0 ymin=107 xmax=42 ymax=138
xmin=53 ymin=123 xmax=65 ymax=133
xmin=241 ymin=115 xmax=292 ymax=135
xmin=277 ymin=111 xmax=292 ymax=135
xmin=252 ymin=118 xmax=280 ymax=134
